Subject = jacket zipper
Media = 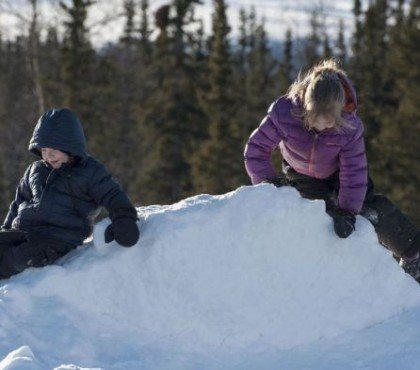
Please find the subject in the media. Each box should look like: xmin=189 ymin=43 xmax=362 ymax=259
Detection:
xmin=308 ymin=134 xmax=319 ymax=177
xmin=39 ymin=169 xmax=56 ymax=206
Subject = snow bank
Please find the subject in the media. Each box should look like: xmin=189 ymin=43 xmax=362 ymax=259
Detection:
xmin=0 ymin=346 xmax=41 ymax=370
xmin=1 ymin=184 xmax=419 ymax=369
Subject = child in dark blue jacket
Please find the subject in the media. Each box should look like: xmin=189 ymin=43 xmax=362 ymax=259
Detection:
xmin=0 ymin=108 xmax=139 ymax=279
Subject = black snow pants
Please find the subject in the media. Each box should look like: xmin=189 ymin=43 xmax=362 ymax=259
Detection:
xmin=0 ymin=230 xmax=76 ymax=280
xmin=281 ymin=161 xmax=420 ymax=259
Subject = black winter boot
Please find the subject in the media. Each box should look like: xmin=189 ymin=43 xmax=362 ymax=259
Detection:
xmin=399 ymin=234 xmax=420 ymax=283
xmin=400 ymin=255 xmax=420 ymax=283
xmin=361 ymin=195 xmax=419 ymax=257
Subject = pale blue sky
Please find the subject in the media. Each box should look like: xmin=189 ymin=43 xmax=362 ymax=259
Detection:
xmin=0 ymin=0 xmax=356 ymax=45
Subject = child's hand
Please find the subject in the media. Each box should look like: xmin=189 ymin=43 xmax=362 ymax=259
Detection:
xmin=264 ymin=176 xmax=289 ymax=188
xmin=104 ymin=218 xmax=140 ymax=247
xmin=330 ymin=209 xmax=356 ymax=238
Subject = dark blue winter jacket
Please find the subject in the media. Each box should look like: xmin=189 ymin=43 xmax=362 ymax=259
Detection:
xmin=1 ymin=108 xmax=137 ymax=246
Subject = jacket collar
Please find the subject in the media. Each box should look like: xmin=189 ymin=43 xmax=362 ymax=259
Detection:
xmin=42 ymin=159 xmax=79 ymax=177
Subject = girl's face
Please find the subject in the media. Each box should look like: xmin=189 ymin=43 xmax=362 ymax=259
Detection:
xmin=307 ymin=114 xmax=336 ymax=132
xmin=41 ymin=148 xmax=70 ymax=169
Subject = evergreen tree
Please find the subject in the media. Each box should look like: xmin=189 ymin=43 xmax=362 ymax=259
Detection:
xmin=233 ymin=8 xmax=276 ymax=152
xmin=189 ymin=17 xmax=208 ymax=113
xmin=137 ymin=1 xmax=205 ymax=203
xmin=60 ymin=0 xmax=102 ymax=155
xmin=112 ymin=0 xmax=146 ymax=196
xmin=172 ymin=0 xmax=203 ymax=66
xmin=40 ymin=27 xmax=65 ymax=107
xmin=0 ymin=164 xmax=6 ymax=216
xmin=237 ymin=8 xmax=249 ymax=74
xmin=60 ymin=0 xmax=95 ymax=110
xmin=336 ymin=19 xmax=347 ymax=66
xmin=278 ymin=28 xmax=293 ymax=93
xmin=350 ymin=0 xmax=364 ymax=87
xmin=0 ymin=37 xmax=8 ymax=213
xmin=303 ymin=8 xmax=323 ymax=67
xmin=232 ymin=7 xmax=251 ymax=144
xmin=322 ymin=32 xmax=332 ymax=59
xmin=0 ymin=38 xmax=37 ymax=204
xmin=1 ymin=0 xmax=418 ymax=219
xmin=121 ymin=0 xmax=136 ymax=45
xmin=247 ymin=7 xmax=257 ymax=53
xmin=245 ymin=17 xmax=276 ymax=139
xmin=350 ymin=0 xmax=389 ymax=157
xmin=191 ymin=18 xmax=206 ymax=61
xmin=191 ymin=0 xmax=243 ymax=194
xmin=136 ymin=0 xmax=153 ymax=107
xmin=139 ymin=0 xmax=152 ymax=58
xmin=28 ymin=0 xmax=45 ymax=115
xmin=88 ymin=52 xmax=120 ymax=161
xmin=376 ymin=0 xmax=420 ymax=225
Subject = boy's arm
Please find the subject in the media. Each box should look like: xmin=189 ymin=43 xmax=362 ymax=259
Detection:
xmin=2 ymin=165 xmax=33 ymax=230
xmin=88 ymin=162 xmax=139 ymax=247
xmin=88 ymin=163 xmax=137 ymax=219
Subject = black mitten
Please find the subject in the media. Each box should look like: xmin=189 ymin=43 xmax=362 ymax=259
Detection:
xmin=105 ymin=218 xmax=139 ymax=247
xmin=264 ymin=176 xmax=289 ymax=188
xmin=329 ymin=209 xmax=356 ymax=238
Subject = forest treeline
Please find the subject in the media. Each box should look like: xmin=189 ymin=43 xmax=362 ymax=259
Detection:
xmin=0 ymin=0 xmax=419 ymax=225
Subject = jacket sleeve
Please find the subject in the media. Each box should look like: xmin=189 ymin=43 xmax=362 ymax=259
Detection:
xmin=338 ymin=118 xmax=368 ymax=214
xmin=244 ymin=100 xmax=286 ymax=184
xmin=88 ymin=163 xmax=137 ymax=221
xmin=2 ymin=164 xmax=33 ymax=229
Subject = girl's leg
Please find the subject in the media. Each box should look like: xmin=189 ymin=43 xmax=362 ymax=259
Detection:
xmin=282 ymin=163 xmax=419 ymax=257
xmin=282 ymin=161 xmax=334 ymax=201
xmin=280 ymin=165 xmax=420 ymax=279
xmin=361 ymin=179 xmax=419 ymax=259
xmin=281 ymin=164 xmax=354 ymax=238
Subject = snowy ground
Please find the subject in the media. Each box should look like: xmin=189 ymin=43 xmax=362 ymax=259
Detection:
xmin=1 ymin=184 xmax=420 ymax=369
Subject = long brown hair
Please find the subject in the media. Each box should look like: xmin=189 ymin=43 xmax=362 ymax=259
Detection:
xmin=287 ymin=59 xmax=351 ymax=130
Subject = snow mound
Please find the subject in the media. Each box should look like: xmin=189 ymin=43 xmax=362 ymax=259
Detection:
xmin=1 ymin=184 xmax=420 ymax=369
xmin=0 ymin=346 xmax=40 ymax=370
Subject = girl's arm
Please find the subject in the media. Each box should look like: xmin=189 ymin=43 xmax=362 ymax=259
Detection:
xmin=244 ymin=100 xmax=286 ymax=184
xmin=338 ymin=120 xmax=368 ymax=214
xmin=2 ymin=164 xmax=33 ymax=229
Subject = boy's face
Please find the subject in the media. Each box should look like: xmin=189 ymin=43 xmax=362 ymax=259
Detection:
xmin=41 ymin=148 xmax=70 ymax=169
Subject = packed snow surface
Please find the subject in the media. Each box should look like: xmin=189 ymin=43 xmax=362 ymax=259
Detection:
xmin=1 ymin=184 xmax=420 ymax=369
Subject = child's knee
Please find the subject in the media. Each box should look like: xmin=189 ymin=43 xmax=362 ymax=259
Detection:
xmin=0 ymin=239 xmax=64 ymax=278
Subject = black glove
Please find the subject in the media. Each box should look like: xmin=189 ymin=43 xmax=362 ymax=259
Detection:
xmin=264 ymin=176 xmax=289 ymax=188
xmin=329 ymin=208 xmax=356 ymax=239
xmin=105 ymin=217 xmax=140 ymax=247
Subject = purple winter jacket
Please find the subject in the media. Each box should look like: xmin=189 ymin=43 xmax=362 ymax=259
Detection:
xmin=244 ymin=75 xmax=368 ymax=214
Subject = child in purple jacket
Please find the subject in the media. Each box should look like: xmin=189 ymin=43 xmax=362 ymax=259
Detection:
xmin=244 ymin=59 xmax=420 ymax=282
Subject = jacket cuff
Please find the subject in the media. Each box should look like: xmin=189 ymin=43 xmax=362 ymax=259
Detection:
xmin=109 ymin=207 xmax=138 ymax=222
